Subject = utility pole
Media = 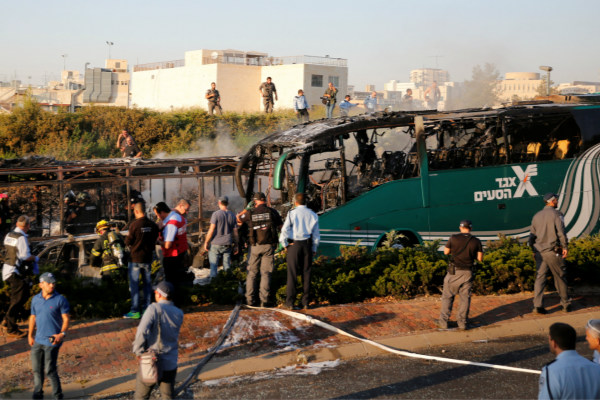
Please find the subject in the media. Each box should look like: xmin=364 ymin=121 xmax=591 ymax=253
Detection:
xmin=106 ymin=41 xmax=114 ymax=59
xmin=61 ymin=54 xmax=68 ymax=71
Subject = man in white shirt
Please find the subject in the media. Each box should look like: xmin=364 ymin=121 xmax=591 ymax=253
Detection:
xmin=279 ymin=193 xmax=320 ymax=309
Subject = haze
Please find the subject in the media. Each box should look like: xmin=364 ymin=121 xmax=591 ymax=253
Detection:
xmin=1 ymin=0 xmax=599 ymax=88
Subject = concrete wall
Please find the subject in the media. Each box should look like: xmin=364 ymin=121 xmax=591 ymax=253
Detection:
xmin=131 ymin=64 xmax=218 ymax=110
xmin=216 ymin=64 xmax=262 ymax=112
xmin=132 ymin=61 xmax=348 ymax=113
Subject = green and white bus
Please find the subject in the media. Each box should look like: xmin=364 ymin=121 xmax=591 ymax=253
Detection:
xmin=235 ymin=96 xmax=600 ymax=257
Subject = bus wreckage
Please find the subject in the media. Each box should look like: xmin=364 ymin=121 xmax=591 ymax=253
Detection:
xmin=235 ymin=95 xmax=600 ymax=256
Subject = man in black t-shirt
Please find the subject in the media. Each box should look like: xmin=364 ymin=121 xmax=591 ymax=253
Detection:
xmin=122 ymin=136 xmax=142 ymax=158
xmin=438 ymin=219 xmax=483 ymax=330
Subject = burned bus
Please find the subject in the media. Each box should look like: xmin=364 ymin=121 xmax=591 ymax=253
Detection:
xmin=235 ymin=95 xmax=600 ymax=257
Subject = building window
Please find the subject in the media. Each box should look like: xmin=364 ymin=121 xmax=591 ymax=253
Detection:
xmin=311 ymin=74 xmax=323 ymax=87
xmin=115 ymin=62 xmax=121 ymax=68
xmin=328 ymin=76 xmax=340 ymax=87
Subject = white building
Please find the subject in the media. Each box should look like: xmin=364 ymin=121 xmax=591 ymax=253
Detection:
xmin=557 ymin=81 xmax=600 ymax=95
xmin=409 ymin=68 xmax=450 ymax=88
xmin=498 ymin=72 xmax=542 ymax=102
xmin=83 ymin=59 xmax=130 ymax=107
xmin=131 ymin=49 xmax=348 ymax=113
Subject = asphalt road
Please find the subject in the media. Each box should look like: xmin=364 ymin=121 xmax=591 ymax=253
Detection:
xmin=186 ymin=333 xmax=596 ymax=399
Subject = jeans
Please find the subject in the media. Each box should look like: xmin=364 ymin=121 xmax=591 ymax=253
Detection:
xmin=326 ymin=102 xmax=336 ymax=119
xmin=208 ymin=244 xmax=232 ymax=278
xmin=128 ymin=262 xmax=152 ymax=313
xmin=31 ymin=342 xmax=63 ymax=399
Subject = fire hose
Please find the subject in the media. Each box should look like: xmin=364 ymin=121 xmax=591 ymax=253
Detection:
xmin=173 ymin=299 xmax=540 ymax=397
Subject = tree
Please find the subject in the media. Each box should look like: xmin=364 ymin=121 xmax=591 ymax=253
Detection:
xmin=449 ymin=63 xmax=500 ymax=110
xmin=536 ymin=75 xmax=558 ymax=97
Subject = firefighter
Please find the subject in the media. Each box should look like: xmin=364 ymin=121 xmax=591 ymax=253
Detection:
xmin=90 ymin=220 xmax=128 ymax=285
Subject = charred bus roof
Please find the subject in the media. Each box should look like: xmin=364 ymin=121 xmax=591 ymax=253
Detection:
xmin=236 ymin=96 xmax=600 ymax=203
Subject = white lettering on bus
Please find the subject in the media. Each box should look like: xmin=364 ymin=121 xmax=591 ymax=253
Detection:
xmin=474 ymin=164 xmax=537 ymax=202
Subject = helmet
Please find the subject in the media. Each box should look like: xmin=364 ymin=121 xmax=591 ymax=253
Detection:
xmin=95 ymin=220 xmax=111 ymax=233
xmin=63 ymin=190 xmax=76 ymax=202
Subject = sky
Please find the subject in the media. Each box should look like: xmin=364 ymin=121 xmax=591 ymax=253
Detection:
xmin=2 ymin=0 xmax=599 ymax=89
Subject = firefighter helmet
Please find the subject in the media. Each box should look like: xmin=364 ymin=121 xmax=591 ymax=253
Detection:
xmin=95 ymin=220 xmax=111 ymax=233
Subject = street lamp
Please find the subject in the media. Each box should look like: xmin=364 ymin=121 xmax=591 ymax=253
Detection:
xmin=106 ymin=41 xmax=114 ymax=59
xmin=539 ymin=66 xmax=553 ymax=97
xmin=61 ymin=54 xmax=68 ymax=71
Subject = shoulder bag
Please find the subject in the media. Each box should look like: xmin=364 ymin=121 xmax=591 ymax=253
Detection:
xmin=139 ymin=307 xmax=163 ymax=384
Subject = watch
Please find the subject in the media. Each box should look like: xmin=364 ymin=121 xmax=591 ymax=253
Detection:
xmin=60 ymin=332 xmax=66 ymax=336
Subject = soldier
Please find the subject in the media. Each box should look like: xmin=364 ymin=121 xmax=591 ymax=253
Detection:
xmin=529 ymin=192 xmax=570 ymax=314
xmin=438 ymin=219 xmax=483 ymax=330
xmin=205 ymin=82 xmax=222 ymax=115
xmin=238 ymin=192 xmax=283 ymax=307
xmin=259 ymin=77 xmax=278 ymax=113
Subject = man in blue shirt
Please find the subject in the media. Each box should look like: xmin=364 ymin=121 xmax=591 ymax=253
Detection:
xmin=28 ymin=272 xmax=70 ymax=400
xmin=293 ymin=89 xmax=310 ymax=122
xmin=133 ymin=281 xmax=184 ymax=399
xmin=339 ymin=95 xmax=358 ymax=117
xmin=364 ymin=91 xmax=378 ymax=113
xmin=204 ymin=196 xmax=238 ymax=279
xmin=279 ymin=193 xmax=320 ymax=309
xmin=538 ymin=322 xmax=600 ymax=399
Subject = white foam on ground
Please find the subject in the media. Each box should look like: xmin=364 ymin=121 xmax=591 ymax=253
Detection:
xmin=202 ymin=359 xmax=342 ymax=387
xmin=220 ymin=311 xmax=310 ymax=351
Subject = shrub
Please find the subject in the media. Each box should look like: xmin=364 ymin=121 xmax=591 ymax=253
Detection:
xmin=2 ymin=235 xmax=599 ymax=320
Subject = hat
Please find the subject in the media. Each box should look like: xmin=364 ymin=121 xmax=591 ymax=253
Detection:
xmin=96 ymin=220 xmax=110 ymax=232
xmin=154 ymin=281 xmax=174 ymax=299
xmin=253 ymin=192 xmax=266 ymax=201
xmin=459 ymin=220 xmax=472 ymax=228
xmin=218 ymin=196 xmax=229 ymax=203
xmin=0 ymin=193 xmax=7 ymax=200
xmin=39 ymin=272 xmax=56 ymax=284
xmin=543 ymin=192 xmax=558 ymax=202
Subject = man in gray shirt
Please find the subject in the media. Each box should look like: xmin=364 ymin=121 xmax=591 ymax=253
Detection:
xmin=132 ymin=281 xmax=184 ymax=399
xmin=529 ymin=192 xmax=570 ymax=314
xmin=204 ymin=196 xmax=238 ymax=279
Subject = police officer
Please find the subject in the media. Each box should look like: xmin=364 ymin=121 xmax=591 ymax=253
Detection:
xmin=438 ymin=219 xmax=483 ymax=330
xmin=2 ymin=215 xmax=38 ymax=338
xmin=239 ymin=192 xmax=283 ymax=307
xmin=90 ymin=220 xmax=127 ymax=283
xmin=538 ymin=322 xmax=600 ymax=399
xmin=529 ymin=192 xmax=570 ymax=314
xmin=258 ymin=77 xmax=278 ymax=113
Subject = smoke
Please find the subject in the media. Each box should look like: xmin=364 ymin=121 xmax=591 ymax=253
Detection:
xmin=143 ymin=126 xmax=266 ymax=215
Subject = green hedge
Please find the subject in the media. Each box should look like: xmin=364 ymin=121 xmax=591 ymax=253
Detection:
xmin=0 ymin=98 xmax=301 ymax=159
xmin=1 ymin=234 xmax=599 ymax=320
